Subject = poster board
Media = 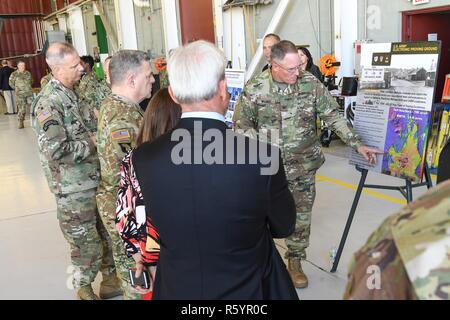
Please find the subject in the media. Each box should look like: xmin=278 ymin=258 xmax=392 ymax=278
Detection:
xmin=349 ymin=41 xmax=440 ymax=182
xmin=225 ymin=69 xmax=246 ymax=127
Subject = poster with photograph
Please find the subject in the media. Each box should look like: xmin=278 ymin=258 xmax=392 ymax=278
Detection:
xmin=349 ymin=42 xmax=440 ymax=182
xmin=225 ymin=69 xmax=246 ymax=127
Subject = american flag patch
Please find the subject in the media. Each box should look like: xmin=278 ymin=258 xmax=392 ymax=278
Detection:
xmin=111 ymin=129 xmax=131 ymax=141
xmin=37 ymin=110 xmax=52 ymax=125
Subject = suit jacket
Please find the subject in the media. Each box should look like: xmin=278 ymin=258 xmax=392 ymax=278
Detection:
xmin=133 ymin=117 xmax=298 ymax=300
xmin=0 ymin=66 xmax=14 ymax=91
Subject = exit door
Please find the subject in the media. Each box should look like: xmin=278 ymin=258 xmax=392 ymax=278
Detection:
xmin=178 ymin=0 xmax=215 ymax=44
xmin=402 ymin=5 xmax=450 ymax=102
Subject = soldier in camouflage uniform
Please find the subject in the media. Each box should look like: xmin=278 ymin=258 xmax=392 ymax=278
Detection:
xmin=32 ymin=42 xmax=121 ymax=300
xmin=234 ymin=40 xmax=381 ymax=288
xmin=97 ymin=50 xmax=155 ymax=300
xmin=76 ymin=55 xmax=111 ymax=132
xmin=9 ymin=61 xmax=33 ymax=129
xmin=344 ymin=180 xmax=450 ymax=300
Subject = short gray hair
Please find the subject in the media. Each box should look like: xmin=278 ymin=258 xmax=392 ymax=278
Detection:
xmin=168 ymin=40 xmax=227 ymax=104
xmin=46 ymin=42 xmax=77 ymax=66
xmin=109 ymin=50 xmax=150 ymax=86
xmin=270 ymin=40 xmax=298 ymax=62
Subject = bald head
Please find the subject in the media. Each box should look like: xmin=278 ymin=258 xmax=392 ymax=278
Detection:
xmin=45 ymin=42 xmax=84 ymax=89
xmin=46 ymin=42 xmax=78 ymax=67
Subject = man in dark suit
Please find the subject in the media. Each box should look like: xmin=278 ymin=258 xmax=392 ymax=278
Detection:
xmin=0 ymin=60 xmax=17 ymax=114
xmin=132 ymin=40 xmax=298 ymax=300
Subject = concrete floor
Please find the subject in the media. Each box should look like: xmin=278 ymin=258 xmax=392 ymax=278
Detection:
xmin=0 ymin=114 xmax=431 ymax=300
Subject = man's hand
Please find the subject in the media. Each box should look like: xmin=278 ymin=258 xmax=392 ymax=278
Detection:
xmin=357 ymin=146 xmax=384 ymax=165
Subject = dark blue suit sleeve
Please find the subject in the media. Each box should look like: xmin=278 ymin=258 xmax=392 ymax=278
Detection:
xmin=267 ymin=150 xmax=296 ymax=238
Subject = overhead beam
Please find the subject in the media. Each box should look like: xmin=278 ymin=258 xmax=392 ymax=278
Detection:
xmin=0 ymin=13 xmax=46 ymax=18
xmin=245 ymin=0 xmax=292 ymax=81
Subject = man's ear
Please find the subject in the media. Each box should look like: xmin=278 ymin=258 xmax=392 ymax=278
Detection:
xmin=219 ymin=79 xmax=228 ymax=99
xmin=168 ymin=86 xmax=180 ymax=104
xmin=126 ymin=72 xmax=135 ymax=88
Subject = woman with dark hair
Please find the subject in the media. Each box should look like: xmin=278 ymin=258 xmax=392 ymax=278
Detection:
xmin=116 ymin=88 xmax=181 ymax=297
xmin=297 ymin=46 xmax=324 ymax=82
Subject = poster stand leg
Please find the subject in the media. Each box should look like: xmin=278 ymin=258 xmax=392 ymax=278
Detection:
xmin=330 ymin=167 xmax=368 ymax=273
xmin=330 ymin=163 xmax=433 ymax=273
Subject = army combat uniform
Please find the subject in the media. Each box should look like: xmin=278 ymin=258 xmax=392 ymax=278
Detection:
xmin=76 ymin=73 xmax=112 ymax=132
xmin=40 ymin=73 xmax=52 ymax=91
xmin=97 ymin=94 xmax=143 ymax=300
xmin=9 ymin=70 xmax=33 ymax=128
xmin=31 ymin=79 xmax=116 ymax=290
xmin=235 ymin=69 xmax=363 ymax=260
xmin=344 ymin=180 xmax=450 ymax=300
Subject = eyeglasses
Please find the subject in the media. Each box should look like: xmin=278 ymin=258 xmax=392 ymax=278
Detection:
xmin=272 ymin=61 xmax=302 ymax=74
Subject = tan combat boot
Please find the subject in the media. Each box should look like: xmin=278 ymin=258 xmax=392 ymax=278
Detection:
xmin=18 ymin=120 xmax=24 ymax=129
xmin=288 ymin=258 xmax=308 ymax=288
xmin=99 ymin=273 xmax=122 ymax=299
xmin=77 ymin=285 xmax=100 ymax=300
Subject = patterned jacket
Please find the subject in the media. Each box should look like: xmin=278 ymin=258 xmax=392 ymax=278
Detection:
xmin=116 ymin=150 xmax=160 ymax=266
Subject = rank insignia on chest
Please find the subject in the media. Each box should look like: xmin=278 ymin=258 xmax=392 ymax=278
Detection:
xmin=37 ymin=110 xmax=53 ymax=125
xmin=111 ymin=129 xmax=132 ymax=142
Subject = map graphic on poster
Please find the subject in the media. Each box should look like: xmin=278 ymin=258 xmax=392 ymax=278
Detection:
xmin=225 ymin=69 xmax=246 ymax=127
xmin=349 ymin=41 xmax=440 ymax=182
xmin=382 ymin=108 xmax=429 ymax=181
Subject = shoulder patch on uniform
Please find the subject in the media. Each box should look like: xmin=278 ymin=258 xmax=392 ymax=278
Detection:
xmin=111 ymin=129 xmax=132 ymax=142
xmin=37 ymin=110 xmax=53 ymax=125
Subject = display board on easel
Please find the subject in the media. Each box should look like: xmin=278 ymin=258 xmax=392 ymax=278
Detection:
xmin=349 ymin=41 xmax=441 ymax=182
xmin=331 ymin=41 xmax=441 ymax=273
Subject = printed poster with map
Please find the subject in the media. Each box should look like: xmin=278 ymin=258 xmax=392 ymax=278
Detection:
xmin=224 ymin=69 xmax=246 ymax=127
xmin=349 ymin=42 xmax=440 ymax=182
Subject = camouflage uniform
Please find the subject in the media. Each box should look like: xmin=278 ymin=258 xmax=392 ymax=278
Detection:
xmin=235 ymin=69 xmax=362 ymax=260
xmin=97 ymin=94 xmax=143 ymax=300
xmin=31 ymin=78 xmax=116 ymax=289
xmin=76 ymin=73 xmax=112 ymax=132
xmin=344 ymin=180 xmax=450 ymax=300
xmin=9 ymin=70 xmax=33 ymax=126
xmin=40 ymin=73 xmax=52 ymax=91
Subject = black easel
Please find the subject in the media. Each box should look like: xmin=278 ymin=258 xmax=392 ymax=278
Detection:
xmin=330 ymin=163 xmax=433 ymax=272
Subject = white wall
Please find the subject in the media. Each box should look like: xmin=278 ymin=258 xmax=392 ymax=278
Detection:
xmin=335 ymin=0 xmax=358 ymax=78
xmin=161 ymin=0 xmax=181 ymax=54
xmin=252 ymin=0 xmax=334 ymax=67
xmin=223 ymin=7 xmax=247 ymax=70
xmin=358 ymin=0 xmax=450 ymax=42
xmin=68 ymin=7 xmax=87 ymax=55
xmin=115 ymin=0 xmax=138 ymax=49
xmin=134 ymin=0 xmax=166 ymax=58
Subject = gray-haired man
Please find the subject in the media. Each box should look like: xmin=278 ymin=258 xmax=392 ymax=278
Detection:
xmin=96 ymin=50 xmax=155 ymax=300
